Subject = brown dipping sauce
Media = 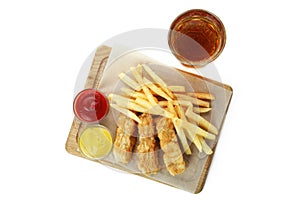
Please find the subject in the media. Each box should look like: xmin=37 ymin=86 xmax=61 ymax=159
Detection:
xmin=169 ymin=9 xmax=226 ymax=67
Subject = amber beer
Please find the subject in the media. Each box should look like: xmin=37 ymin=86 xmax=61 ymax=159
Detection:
xmin=168 ymin=9 xmax=226 ymax=67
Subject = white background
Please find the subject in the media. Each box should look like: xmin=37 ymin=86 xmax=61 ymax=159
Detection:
xmin=0 ymin=0 xmax=299 ymax=199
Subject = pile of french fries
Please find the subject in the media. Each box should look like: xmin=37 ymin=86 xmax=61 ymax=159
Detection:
xmin=109 ymin=64 xmax=218 ymax=155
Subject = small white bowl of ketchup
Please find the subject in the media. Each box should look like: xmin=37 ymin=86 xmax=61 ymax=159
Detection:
xmin=73 ymin=89 xmax=109 ymax=123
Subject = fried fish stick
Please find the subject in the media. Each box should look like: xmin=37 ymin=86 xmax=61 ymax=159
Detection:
xmin=137 ymin=114 xmax=161 ymax=175
xmin=113 ymin=114 xmax=137 ymax=164
xmin=156 ymin=117 xmax=185 ymax=176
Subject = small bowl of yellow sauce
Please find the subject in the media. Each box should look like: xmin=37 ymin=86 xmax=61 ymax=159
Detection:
xmin=78 ymin=125 xmax=112 ymax=160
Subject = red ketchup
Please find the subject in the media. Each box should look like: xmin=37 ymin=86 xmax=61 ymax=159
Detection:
xmin=73 ymin=89 xmax=109 ymax=123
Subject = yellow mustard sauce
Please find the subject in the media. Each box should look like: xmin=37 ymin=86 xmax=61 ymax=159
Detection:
xmin=78 ymin=126 xmax=112 ymax=159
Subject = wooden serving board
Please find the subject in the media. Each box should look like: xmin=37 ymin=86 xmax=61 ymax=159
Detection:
xmin=65 ymin=45 xmax=233 ymax=193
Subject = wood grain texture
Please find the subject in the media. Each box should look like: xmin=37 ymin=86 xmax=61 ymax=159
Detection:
xmin=65 ymin=45 xmax=111 ymax=157
xmin=65 ymin=45 xmax=233 ymax=193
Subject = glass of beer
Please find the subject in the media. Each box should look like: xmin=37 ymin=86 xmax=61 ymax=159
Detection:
xmin=168 ymin=9 xmax=226 ymax=67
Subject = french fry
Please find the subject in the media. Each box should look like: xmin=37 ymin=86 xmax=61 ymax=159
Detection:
xmin=176 ymin=99 xmax=193 ymax=107
xmin=130 ymin=67 xmax=143 ymax=83
xmin=125 ymin=103 xmax=148 ymax=113
xmin=185 ymin=130 xmax=202 ymax=152
xmin=136 ymin=64 xmax=143 ymax=76
xmin=169 ymin=85 xmax=186 ymax=92
xmin=143 ymin=78 xmax=172 ymax=101
xmin=163 ymin=87 xmax=175 ymax=100
xmin=175 ymin=93 xmax=210 ymax=108
xmin=193 ymin=107 xmax=212 ymax=114
xmin=142 ymin=64 xmax=167 ymax=87
xmin=174 ymin=105 xmax=203 ymax=152
xmin=141 ymin=84 xmax=157 ymax=105
xmin=108 ymin=93 xmax=130 ymax=102
xmin=198 ymin=136 xmax=213 ymax=155
xmin=142 ymin=64 xmax=175 ymax=99
xmin=173 ymin=100 xmax=211 ymax=113
xmin=130 ymin=67 xmax=157 ymax=105
xmin=108 ymin=95 xmax=146 ymax=113
xmin=108 ymin=94 xmax=147 ymax=112
xmin=149 ymin=105 xmax=174 ymax=118
xmin=135 ymin=98 xmax=153 ymax=109
xmin=186 ymin=106 xmax=218 ymax=135
xmin=173 ymin=118 xmax=191 ymax=155
xmin=135 ymin=98 xmax=172 ymax=117
xmin=174 ymin=104 xmax=185 ymax=120
xmin=176 ymin=119 xmax=216 ymax=140
xmin=176 ymin=100 xmax=211 ymax=114
xmin=120 ymin=87 xmax=135 ymax=96
xmin=162 ymin=101 xmax=189 ymax=120
xmin=167 ymin=101 xmax=177 ymax=118
xmin=186 ymin=92 xmax=215 ymax=100
xmin=158 ymin=101 xmax=168 ymax=107
xmin=118 ymin=73 xmax=141 ymax=91
xmin=158 ymin=100 xmax=192 ymax=108
xmin=110 ymin=104 xmax=141 ymax=124
xmin=121 ymin=87 xmax=147 ymax=99
xmin=160 ymin=101 xmax=211 ymax=114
